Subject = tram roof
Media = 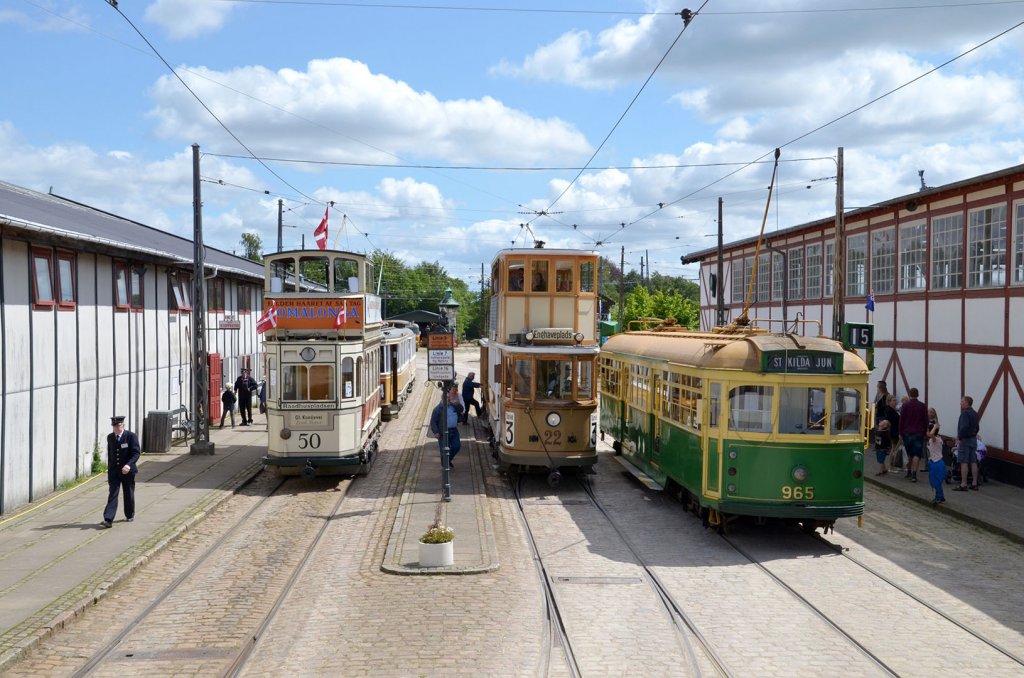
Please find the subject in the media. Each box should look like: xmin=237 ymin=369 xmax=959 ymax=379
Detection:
xmin=602 ymin=330 xmax=868 ymax=374
xmin=0 ymin=180 xmax=263 ymax=280
xmin=491 ymin=248 xmax=599 ymax=261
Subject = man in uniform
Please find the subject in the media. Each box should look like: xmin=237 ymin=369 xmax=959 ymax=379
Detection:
xmin=102 ymin=415 xmax=140 ymax=528
xmin=234 ymin=367 xmax=256 ymax=425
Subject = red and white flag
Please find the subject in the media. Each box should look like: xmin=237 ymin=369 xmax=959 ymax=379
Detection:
xmin=256 ymin=301 xmax=278 ymax=334
xmin=334 ymin=300 xmax=347 ymax=330
xmin=313 ymin=206 xmax=328 ymax=250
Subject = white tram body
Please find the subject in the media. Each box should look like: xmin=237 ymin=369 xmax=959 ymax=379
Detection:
xmin=379 ymin=324 xmax=418 ymax=420
xmin=480 ymin=248 xmax=601 ymax=482
xmin=260 ymin=250 xmax=383 ymax=477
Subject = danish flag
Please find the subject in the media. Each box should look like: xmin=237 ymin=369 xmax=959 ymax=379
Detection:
xmin=256 ymin=301 xmax=278 ymax=334
xmin=334 ymin=300 xmax=347 ymax=330
xmin=313 ymin=206 xmax=328 ymax=250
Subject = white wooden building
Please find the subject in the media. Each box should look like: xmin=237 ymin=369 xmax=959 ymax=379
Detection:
xmin=0 ymin=180 xmax=265 ymax=513
xmin=683 ymin=164 xmax=1024 ymax=485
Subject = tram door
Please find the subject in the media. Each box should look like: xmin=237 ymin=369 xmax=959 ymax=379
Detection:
xmin=702 ymin=381 xmax=722 ymax=498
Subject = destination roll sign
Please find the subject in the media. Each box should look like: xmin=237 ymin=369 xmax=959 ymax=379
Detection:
xmin=761 ymin=350 xmax=843 ymax=374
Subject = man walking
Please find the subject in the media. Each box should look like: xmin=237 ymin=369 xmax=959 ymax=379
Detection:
xmin=954 ymin=395 xmax=981 ymax=491
xmin=899 ymin=387 xmax=928 ymax=482
xmin=460 ymin=371 xmax=482 ymax=424
xmin=101 ymin=416 xmax=140 ymax=528
xmin=430 ymin=386 xmax=464 ymax=469
xmin=234 ymin=367 xmax=256 ymax=425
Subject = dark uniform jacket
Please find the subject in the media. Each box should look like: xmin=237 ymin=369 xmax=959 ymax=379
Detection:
xmin=107 ymin=429 xmax=141 ymax=476
xmin=234 ymin=375 xmax=256 ymax=402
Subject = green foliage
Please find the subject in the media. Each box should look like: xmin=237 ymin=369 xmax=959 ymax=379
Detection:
xmin=240 ymin=232 xmax=263 ymax=263
xmin=420 ymin=522 xmax=454 ymax=544
xmin=91 ymin=443 xmax=107 ymax=475
xmin=621 ymin=285 xmax=699 ymax=329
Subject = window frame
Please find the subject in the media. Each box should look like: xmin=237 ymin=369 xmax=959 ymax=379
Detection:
xmin=787 ymin=246 xmax=804 ymax=301
xmin=846 ymin=233 xmax=868 ymax=296
xmin=967 ymin=203 xmax=1007 ymax=289
xmin=805 ymin=243 xmax=822 ymax=299
xmin=130 ymin=266 xmax=144 ymax=312
xmin=870 ymin=226 xmax=896 ymax=296
xmin=114 ymin=261 xmax=131 ymax=311
xmin=31 ymin=247 xmax=56 ymax=311
xmin=238 ymin=283 xmax=252 ymax=314
xmin=931 ymin=212 xmax=964 ymax=290
xmin=207 ymin=277 xmax=225 ymax=312
xmin=55 ymin=250 xmax=77 ymax=311
xmin=898 ymin=220 xmax=928 ymax=292
xmin=1014 ymin=200 xmax=1024 ymax=286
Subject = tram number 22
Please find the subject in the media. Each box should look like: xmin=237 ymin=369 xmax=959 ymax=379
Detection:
xmin=297 ymin=433 xmax=322 ymax=450
xmin=781 ymin=486 xmax=814 ymax=499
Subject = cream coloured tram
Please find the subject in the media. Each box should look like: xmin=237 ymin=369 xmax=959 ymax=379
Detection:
xmin=379 ymin=323 xmax=418 ymax=420
xmin=480 ymin=247 xmax=600 ymax=486
xmin=260 ymin=250 xmax=383 ymax=477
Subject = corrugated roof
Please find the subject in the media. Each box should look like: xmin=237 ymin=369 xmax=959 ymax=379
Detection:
xmin=0 ymin=180 xmax=263 ymax=280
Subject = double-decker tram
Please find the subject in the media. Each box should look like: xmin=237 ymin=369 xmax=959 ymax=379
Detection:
xmin=479 ymin=247 xmax=600 ymax=487
xmin=379 ymin=322 xmax=418 ymax=420
xmin=260 ymin=249 xmax=383 ymax=478
xmin=599 ymin=320 xmax=870 ymax=532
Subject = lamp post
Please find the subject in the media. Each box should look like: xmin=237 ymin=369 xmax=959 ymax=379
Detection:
xmin=437 ymin=288 xmax=460 ymax=501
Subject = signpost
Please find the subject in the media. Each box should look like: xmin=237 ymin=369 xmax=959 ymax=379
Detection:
xmin=427 ymin=331 xmax=455 ymax=501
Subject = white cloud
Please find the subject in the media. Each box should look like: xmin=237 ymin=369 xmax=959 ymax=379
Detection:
xmin=144 ymin=0 xmax=236 ymax=40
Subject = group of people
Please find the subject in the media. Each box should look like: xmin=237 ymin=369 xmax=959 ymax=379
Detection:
xmin=220 ymin=367 xmax=266 ymax=429
xmin=873 ymin=381 xmax=982 ymax=506
xmin=429 ymin=372 xmax=483 ymax=470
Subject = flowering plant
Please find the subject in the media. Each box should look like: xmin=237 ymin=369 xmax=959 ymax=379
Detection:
xmin=420 ymin=518 xmax=454 ymax=544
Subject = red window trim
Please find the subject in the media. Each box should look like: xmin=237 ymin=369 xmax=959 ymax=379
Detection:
xmin=168 ymin=272 xmax=193 ymax=313
xmin=114 ymin=261 xmax=131 ymax=311
xmin=238 ymin=283 xmax=252 ymax=315
xmin=56 ymin=250 xmax=77 ymax=311
xmin=207 ymin=278 xmax=225 ymax=312
xmin=31 ymin=247 xmax=55 ymax=311
xmin=130 ymin=266 xmax=145 ymax=313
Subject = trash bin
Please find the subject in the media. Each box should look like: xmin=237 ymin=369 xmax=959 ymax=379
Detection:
xmin=144 ymin=410 xmax=173 ymax=453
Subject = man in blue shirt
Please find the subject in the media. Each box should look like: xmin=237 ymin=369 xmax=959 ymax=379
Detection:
xmin=954 ymin=395 xmax=981 ymax=491
xmin=430 ymin=386 xmax=465 ymax=469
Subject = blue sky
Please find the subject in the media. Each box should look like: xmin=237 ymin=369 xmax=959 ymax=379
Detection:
xmin=3 ymin=1 xmax=1024 ymax=288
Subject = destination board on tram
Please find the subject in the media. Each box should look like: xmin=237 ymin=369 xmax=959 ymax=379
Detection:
xmin=761 ymin=351 xmax=843 ymax=374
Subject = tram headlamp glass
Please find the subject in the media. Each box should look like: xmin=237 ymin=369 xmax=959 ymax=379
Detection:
xmin=727 ymin=483 xmax=736 ymax=493
xmin=792 ymin=466 xmax=809 ymax=482
xmin=300 ymin=347 xmax=316 ymax=362
xmin=280 ymin=427 xmax=292 ymax=440
xmin=574 ymin=332 xmax=584 ymax=344
xmin=546 ymin=412 xmax=561 ymax=427
xmin=853 ymin=452 xmax=863 ymax=463
xmin=853 ymin=487 xmax=862 ymax=496
xmin=525 ymin=331 xmax=535 ymax=343
xmin=728 ymin=449 xmax=737 ymax=459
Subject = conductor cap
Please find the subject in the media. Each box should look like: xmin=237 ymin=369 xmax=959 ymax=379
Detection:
xmin=110 ymin=415 xmax=126 ymax=425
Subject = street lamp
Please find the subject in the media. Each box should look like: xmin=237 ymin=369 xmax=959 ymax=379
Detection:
xmin=439 ymin=288 xmax=460 ymax=336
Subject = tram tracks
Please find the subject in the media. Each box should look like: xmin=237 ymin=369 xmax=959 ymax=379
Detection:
xmin=68 ymin=472 xmax=354 ymax=677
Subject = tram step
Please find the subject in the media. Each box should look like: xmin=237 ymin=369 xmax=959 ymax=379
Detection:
xmin=613 ymin=455 xmax=664 ymax=492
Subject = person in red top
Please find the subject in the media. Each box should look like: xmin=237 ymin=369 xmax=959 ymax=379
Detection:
xmin=899 ymin=387 xmax=929 ymax=482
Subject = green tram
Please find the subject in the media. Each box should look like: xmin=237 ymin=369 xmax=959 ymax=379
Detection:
xmin=599 ymin=322 xmax=870 ymax=531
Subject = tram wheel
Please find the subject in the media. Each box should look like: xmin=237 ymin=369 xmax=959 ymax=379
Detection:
xmin=547 ymin=469 xmax=562 ymax=488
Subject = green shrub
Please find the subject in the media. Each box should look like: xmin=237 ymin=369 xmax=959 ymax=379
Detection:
xmin=91 ymin=443 xmax=107 ymax=475
xmin=420 ymin=519 xmax=454 ymax=544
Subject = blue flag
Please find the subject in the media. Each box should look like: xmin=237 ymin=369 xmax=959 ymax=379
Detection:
xmin=865 ymin=293 xmax=875 ymax=312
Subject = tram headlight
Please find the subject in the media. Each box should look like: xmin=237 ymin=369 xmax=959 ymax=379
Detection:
xmin=574 ymin=332 xmax=584 ymax=344
xmin=280 ymin=427 xmax=292 ymax=440
xmin=727 ymin=483 xmax=736 ymax=493
xmin=853 ymin=487 xmax=862 ymax=496
xmin=728 ymin=448 xmax=737 ymax=459
xmin=525 ymin=331 xmax=535 ymax=343
xmin=853 ymin=452 xmax=863 ymax=463
xmin=546 ymin=412 xmax=561 ymax=427
xmin=792 ymin=465 xmax=809 ymax=482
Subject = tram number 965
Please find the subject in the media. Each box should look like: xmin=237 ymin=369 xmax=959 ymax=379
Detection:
xmin=297 ymin=433 xmax=322 ymax=450
xmin=780 ymin=486 xmax=814 ymax=500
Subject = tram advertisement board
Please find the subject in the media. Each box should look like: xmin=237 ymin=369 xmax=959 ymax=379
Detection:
xmin=761 ymin=350 xmax=843 ymax=374
xmin=261 ymin=298 xmax=364 ymax=330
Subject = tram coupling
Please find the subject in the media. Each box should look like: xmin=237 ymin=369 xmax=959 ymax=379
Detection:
xmin=301 ymin=459 xmax=317 ymax=480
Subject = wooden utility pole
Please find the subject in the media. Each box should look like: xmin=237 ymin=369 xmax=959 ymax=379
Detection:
xmin=717 ymin=197 xmax=725 ymax=327
xmin=832 ymin=147 xmax=845 ymax=341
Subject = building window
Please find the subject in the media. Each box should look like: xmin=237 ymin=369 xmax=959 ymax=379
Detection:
xmin=731 ymin=257 xmax=745 ymax=303
xmin=757 ymin=253 xmax=770 ymax=302
xmin=967 ymin=204 xmax=1007 ymax=288
xmin=771 ymin=252 xmax=784 ymax=301
xmin=114 ymin=262 xmax=130 ymax=310
xmin=788 ymin=247 xmax=803 ymax=300
xmin=1014 ymin=202 xmax=1024 ymax=285
xmin=824 ymin=241 xmax=835 ymax=297
xmin=168 ymin=273 xmax=192 ymax=312
xmin=870 ymin=227 xmax=896 ymax=295
xmin=899 ymin=221 xmax=927 ymax=292
xmin=931 ymin=213 xmax=963 ymax=290
xmin=207 ymin=278 xmax=225 ymax=312
xmin=130 ymin=267 xmax=144 ymax=310
xmin=238 ymin=284 xmax=252 ymax=314
xmin=742 ymin=256 xmax=754 ymax=303
xmin=56 ymin=251 xmax=77 ymax=310
xmin=32 ymin=248 xmax=55 ymax=310
xmin=846 ymin=234 xmax=867 ymax=296
xmin=805 ymin=244 xmax=821 ymax=299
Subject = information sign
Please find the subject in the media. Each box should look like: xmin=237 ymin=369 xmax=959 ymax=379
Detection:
xmin=427 ymin=333 xmax=454 ymax=349
xmin=428 ymin=364 xmax=455 ymax=381
xmin=761 ymin=351 xmax=843 ymax=374
xmin=428 ymin=349 xmax=454 ymax=364
xmin=844 ymin=322 xmax=875 ymax=349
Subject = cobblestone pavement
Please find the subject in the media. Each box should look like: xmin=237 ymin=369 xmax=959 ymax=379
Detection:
xmin=6 ymin=347 xmax=1023 ymax=677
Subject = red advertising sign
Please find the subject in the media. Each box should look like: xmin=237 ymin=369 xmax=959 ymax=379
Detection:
xmin=262 ymin=298 xmax=364 ymax=330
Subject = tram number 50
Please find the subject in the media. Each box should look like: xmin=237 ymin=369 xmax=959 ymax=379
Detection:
xmin=781 ymin=486 xmax=814 ymax=500
xmin=297 ymin=433 xmax=322 ymax=450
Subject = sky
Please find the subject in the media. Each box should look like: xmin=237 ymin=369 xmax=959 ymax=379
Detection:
xmin=2 ymin=0 xmax=1024 ymax=290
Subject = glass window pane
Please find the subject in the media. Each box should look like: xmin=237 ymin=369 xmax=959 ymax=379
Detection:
xmin=282 ymin=365 xmax=307 ymax=400
xmin=579 ymin=261 xmax=595 ymax=293
xmin=131 ymin=269 xmax=143 ymax=307
xmin=709 ymin=383 xmax=721 ymax=428
xmin=308 ymin=365 xmax=334 ymax=400
xmin=576 ymin=359 xmax=594 ymax=399
xmin=780 ymin=386 xmax=825 ymax=435
xmin=555 ymin=260 xmax=573 ymax=292
xmin=508 ymin=260 xmax=525 ymax=292
xmin=531 ymin=260 xmax=549 ymax=292
xmin=871 ymin=227 xmax=896 ymax=295
xmin=537 ymin=359 xmax=571 ymax=399
xmin=334 ymin=258 xmax=360 ymax=292
xmin=342 ymin=357 xmax=354 ymax=398
xmin=846 ymin=234 xmax=867 ymax=296
xmin=728 ymin=385 xmax=773 ymax=433
xmin=967 ymin=205 xmax=1007 ymax=288
xmin=115 ymin=267 xmax=129 ymax=306
xmin=58 ymin=257 xmax=74 ymax=303
xmin=788 ymin=247 xmax=803 ymax=300
xmin=34 ymin=255 xmax=54 ymax=302
xmin=931 ymin=214 xmax=963 ymax=289
xmin=805 ymin=244 xmax=822 ymax=298
xmin=513 ymin=358 xmax=532 ymax=399
xmin=272 ymin=259 xmax=296 ymax=292
xmin=1014 ymin=203 xmax=1024 ymax=284
xmin=899 ymin=221 xmax=928 ymax=291
xmin=831 ymin=387 xmax=861 ymax=434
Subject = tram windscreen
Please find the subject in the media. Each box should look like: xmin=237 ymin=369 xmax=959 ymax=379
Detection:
xmin=831 ymin=388 xmax=862 ymax=434
xmin=537 ymin=359 xmax=572 ymax=400
xmin=334 ymin=258 xmax=360 ymax=292
xmin=576 ymin=359 xmax=594 ymax=399
xmin=512 ymin=359 xmax=531 ymax=399
xmin=780 ymin=387 xmax=826 ymax=434
xmin=728 ymin=385 xmax=773 ymax=433
xmin=300 ymin=256 xmax=329 ymax=288
xmin=281 ymin=364 xmax=336 ymax=401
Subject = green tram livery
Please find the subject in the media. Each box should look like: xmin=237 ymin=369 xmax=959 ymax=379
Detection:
xmin=599 ymin=322 xmax=870 ymax=531
xmin=479 ymin=247 xmax=600 ymax=487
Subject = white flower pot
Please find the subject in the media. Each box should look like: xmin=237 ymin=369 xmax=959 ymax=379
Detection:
xmin=418 ymin=539 xmax=454 ymax=567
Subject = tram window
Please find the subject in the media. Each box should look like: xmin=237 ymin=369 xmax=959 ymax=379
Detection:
xmin=709 ymin=384 xmax=721 ymax=428
xmin=308 ymin=365 xmax=334 ymax=400
xmin=831 ymin=388 xmax=861 ymax=434
xmin=538 ymin=359 xmax=571 ymax=400
xmin=729 ymin=385 xmax=773 ymax=433
xmin=531 ymin=260 xmax=549 ymax=292
xmin=555 ymin=261 xmax=573 ymax=292
xmin=577 ymin=359 xmax=594 ymax=399
xmin=335 ymin=258 xmax=360 ymax=293
xmin=513 ymin=359 xmax=532 ymax=399
xmin=342 ymin=357 xmax=354 ymax=399
xmin=280 ymin=364 xmax=335 ymax=401
xmin=271 ymin=260 xmax=295 ymax=292
xmin=356 ymin=356 xmax=363 ymax=396
xmin=282 ymin=365 xmax=305 ymax=401
xmin=780 ymin=387 xmax=825 ymax=435
xmin=599 ymin=357 xmax=620 ymax=396
xmin=508 ymin=260 xmax=525 ymax=292
xmin=580 ymin=261 xmax=595 ymax=293
xmin=300 ymin=256 xmax=329 ymax=288
xmin=491 ymin=263 xmax=500 ymax=293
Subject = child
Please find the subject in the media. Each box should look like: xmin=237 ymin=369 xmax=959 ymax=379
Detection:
xmin=873 ymin=419 xmax=891 ymax=476
xmin=220 ymin=386 xmax=237 ymax=429
xmin=926 ymin=408 xmax=944 ymax=505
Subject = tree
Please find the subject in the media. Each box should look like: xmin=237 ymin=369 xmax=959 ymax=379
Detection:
xmin=240 ymin=232 xmax=263 ymax=263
